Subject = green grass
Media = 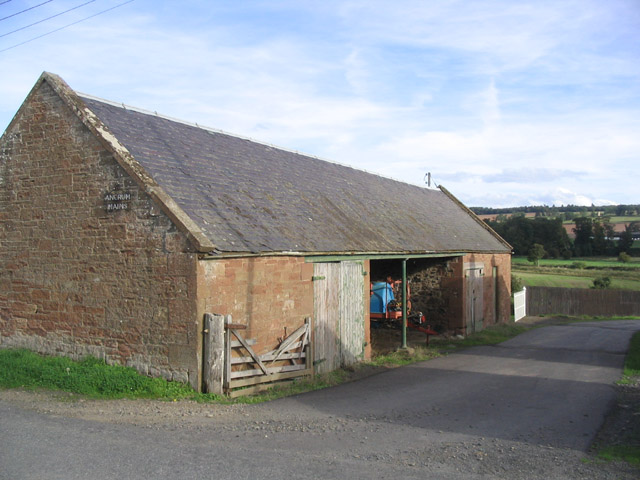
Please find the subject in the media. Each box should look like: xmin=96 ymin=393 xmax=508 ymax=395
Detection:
xmin=512 ymin=256 xmax=640 ymax=291
xmin=512 ymin=257 xmax=640 ymax=268
xmin=514 ymin=271 xmax=640 ymax=290
xmin=0 ymin=322 xmax=536 ymax=403
xmin=368 ymin=346 xmax=441 ymax=366
xmin=596 ymin=331 xmax=640 ymax=465
xmin=0 ymin=349 xmax=197 ymax=400
xmin=515 ymin=272 xmax=596 ymax=289
xmin=444 ymin=323 xmax=530 ymax=347
xmin=620 ymin=331 xmax=640 ymax=382
xmin=609 ymin=216 xmax=640 ymax=223
xmin=597 ymin=446 xmax=640 ymax=465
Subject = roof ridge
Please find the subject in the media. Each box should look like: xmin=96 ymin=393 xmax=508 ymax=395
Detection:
xmin=77 ymin=92 xmax=438 ymax=193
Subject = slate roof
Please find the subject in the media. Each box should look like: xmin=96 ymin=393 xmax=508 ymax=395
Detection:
xmin=75 ymin=94 xmax=509 ymax=255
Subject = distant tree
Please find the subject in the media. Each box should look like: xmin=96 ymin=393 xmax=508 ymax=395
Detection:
xmin=527 ymin=243 xmax=546 ymax=266
xmin=603 ymin=223 xmax=616 ymax=255
xmin=503 ymin=216 xmax=534 ymax=255
xmin=592 ymin=277 xmax=611 ymax=289
xmin=531 ymin=217 xmax=571 ymax=258
xmin=511 ymin=275 xmax=523 ymax=293
xmin=490 ymin=216 xmax=571 ymax=257
xmin=618 ymin=222 xmax=640 ymax=253
xmin=618 ymin=228 xmax=633 ymax=254
xmin=592 ymin=221 xmax=607 ymax=256
xmin=619 ymin=252 xmax=631 ymax=263
xmin=618 ymin=222 xmax=639 ymax=254
xmin=573 ymin=217 xmax=593 ymax=256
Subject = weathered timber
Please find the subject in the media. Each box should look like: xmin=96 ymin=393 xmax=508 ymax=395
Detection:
xmin=230 ymin=338 xmax=256 ymax=348
xmin=231 ymin=351 xmax=306 ymax=365
xmin=202 ymin=313 xmax=225 ymax=394
xmin=224 ymin=314 xmax=232 ymax=392
xmin=229 ymin=363 xmax=308 ymax=380
xmin=231 ymin=329 xmax=270 ymax=374
xmin=222 ymin=317 xmax=313 ymax=395
xmin=229 ymin=368 xmax=313 ymax=389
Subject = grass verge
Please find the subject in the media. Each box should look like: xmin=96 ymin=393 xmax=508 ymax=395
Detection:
xmin=433 ymin=323 xmax=530 ymax=348
xmin=594 ymin=330 xmax=640 ymax=466
xmin=0 ymin=319 xmax=619 ymax=403
xmin=618 ymin=331 xmax=640 ymax=384
xmin=597 ymin=446 xmax=640 ymax=466
xmin=0 ymin=322 xmax=539 ymax=403
xmin=0 ymin=349 xmax=196 ymax=400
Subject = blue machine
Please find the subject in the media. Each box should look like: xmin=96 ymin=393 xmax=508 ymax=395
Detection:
xmin=370 ymin=282 xmax=394 ymax=314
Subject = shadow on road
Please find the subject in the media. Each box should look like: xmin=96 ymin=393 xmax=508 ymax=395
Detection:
xmin=267 ymin=320 xmax=640 ymax=450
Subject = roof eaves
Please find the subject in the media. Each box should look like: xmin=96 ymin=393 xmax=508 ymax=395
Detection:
xmin=40 ymin=72 xmax=216 ymax=253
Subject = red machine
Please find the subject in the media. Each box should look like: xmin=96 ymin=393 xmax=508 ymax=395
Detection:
xmin=370 ymin=279 xmax=437 ymax=345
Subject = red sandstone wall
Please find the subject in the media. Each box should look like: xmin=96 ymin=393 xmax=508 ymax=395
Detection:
xmin=476 ymin=252 xmax=511 ymax=326
xmin=0 ymin=80 xmax=200 ymax=387
xmin=460 ymin=252 xmax=512 ymax=329
xmin=441 ymin=253 xmax=511 ymax=333
xmin=197 ymin=256 xmax=314 ymax=356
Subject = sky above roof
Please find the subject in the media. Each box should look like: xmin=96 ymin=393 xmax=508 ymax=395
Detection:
xmin=1 ymin=0 xmax=639 ymax=208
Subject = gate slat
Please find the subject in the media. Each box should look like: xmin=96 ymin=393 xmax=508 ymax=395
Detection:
xmin=230 ymin=363 xmax=308 ymax=379
xmin=231 ymin=351 xmax=306 ymax=365
xmin=231 ymin=329 xmax=269 ymax=375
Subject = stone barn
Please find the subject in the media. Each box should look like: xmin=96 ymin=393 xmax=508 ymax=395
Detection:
xmin=0 ymin=73 xmax=512 ymax=392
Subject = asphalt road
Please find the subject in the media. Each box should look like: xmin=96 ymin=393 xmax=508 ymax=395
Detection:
xmin=2 ymin=320 xmax=639 ymax=480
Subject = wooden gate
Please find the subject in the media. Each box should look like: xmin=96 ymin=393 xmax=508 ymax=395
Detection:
xmin=514 ymin=287 xmax=527 ymax=321
xmin=203 ymin=314 xmax=313 ymax=397
xmin=313 ymin=261 xmax=365 ymax=374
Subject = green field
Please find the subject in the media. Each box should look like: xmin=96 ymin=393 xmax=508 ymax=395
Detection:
xmin=512 ymin=257 xmax=640 ymax=268
xmin=561 ymin=216 xmax=640 ymax=224
xmin=512 ymin=256 xmax=640 ymax=291
xmin=514 ymin=271 xmax=640 ymax=290
xmin=608 ymin=216 xmax=640 ymax=223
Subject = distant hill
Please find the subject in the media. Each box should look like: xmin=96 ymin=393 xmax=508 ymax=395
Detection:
xmin=471 ymin=204 xmax=640 ymax=219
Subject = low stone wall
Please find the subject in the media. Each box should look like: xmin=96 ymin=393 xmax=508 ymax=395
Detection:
xmin=526 ymin=287 xmax=640 ymax=317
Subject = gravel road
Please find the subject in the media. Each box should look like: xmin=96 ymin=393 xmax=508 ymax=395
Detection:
xmin=1 ymin=319 xmax=639 ymax=480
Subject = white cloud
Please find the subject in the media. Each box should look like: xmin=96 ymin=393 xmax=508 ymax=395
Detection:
xmin=0 ymin=0 xmax=638 ymax=207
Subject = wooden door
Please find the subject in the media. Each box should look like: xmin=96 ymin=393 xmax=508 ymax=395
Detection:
xmin=339 ymin=261 xmax=365 ymax=366
xmin=313 ymin=261 xmax=365 ymax=374
xmin=465 ymin=266 xmax=484 ymax=334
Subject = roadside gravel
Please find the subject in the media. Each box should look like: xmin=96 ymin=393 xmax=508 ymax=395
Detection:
xmin=2 ymin=317 xmax=638 ymax=479
xmin=1 ymin=379 xmax=638 ymax=479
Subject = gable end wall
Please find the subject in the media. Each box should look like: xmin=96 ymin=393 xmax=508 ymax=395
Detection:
xmin=0 ymin=81 xmax=200 ymax=387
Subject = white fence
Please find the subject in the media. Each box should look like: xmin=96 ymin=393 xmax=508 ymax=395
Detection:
xmin=514 ymin=287 xmax=527 ymax=322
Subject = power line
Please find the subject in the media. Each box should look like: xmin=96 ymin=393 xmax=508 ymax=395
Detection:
xmin=1 ymin=0 xmax=97 ymax=38
xmin=0 ymin=0 xmax=135 ymax=53
xmin=0 ymin=0 xmax=53 ymax=22
xmin=0 ymin=1 xmax=15 ymax=7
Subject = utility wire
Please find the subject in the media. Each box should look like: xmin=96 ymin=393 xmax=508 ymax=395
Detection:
xmin=0 ymin=0 xmax=53 ymax=22
xmin=1 ymin=0 xmax=97 ymax=38
xmin=0 ymin=1 xmax=15 ymax=7
xmin=0 ymin=0 xmax=135 ymax=53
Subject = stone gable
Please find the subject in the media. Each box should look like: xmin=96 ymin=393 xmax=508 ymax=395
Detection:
xmin=0 ymin=79 xmax=200 ymax=387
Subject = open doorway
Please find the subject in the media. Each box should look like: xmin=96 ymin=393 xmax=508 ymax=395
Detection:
xmin=368 ymin=257 xmax=458 ymax=353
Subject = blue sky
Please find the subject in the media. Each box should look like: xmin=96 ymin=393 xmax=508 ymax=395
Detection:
xmin=1 ymin=0 xmax=639 ymax=208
